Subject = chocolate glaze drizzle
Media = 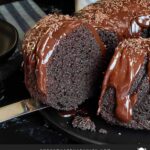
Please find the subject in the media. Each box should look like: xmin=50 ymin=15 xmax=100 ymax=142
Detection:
xmin=58 ymin=107 xmax=88 ymax=118
xmin=36 ymin=21 xmax=84 ymax=94
xmin=98 ymin=38 xmax=150 ymax=123
xmin=77 ymin=0 xmax=150 ymax=41
xmin=36 ymin=21 xmax=105 ymax=94
xmin=22 ymin=14 xmax=74 ymax=96
xmin=24 ymin=18 xmax=105 ymax=95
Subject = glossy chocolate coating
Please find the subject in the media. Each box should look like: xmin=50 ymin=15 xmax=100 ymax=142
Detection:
xmin=35 ymin=20 xmax=105 ymax=94
xmin=77 ymin=0 xmax=150 ymax=40
xmin=22 ymin=14 xmax=74 ymax=93
xmin=22 ymin=14 xmax=105 ymax=95
xmin=98 ymin=38 xmax=150 ymax=123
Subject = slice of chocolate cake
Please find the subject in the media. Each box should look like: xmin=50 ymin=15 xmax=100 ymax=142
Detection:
xmin=98 ymin=38 xmax=150 ymax=130
xmin=76 ymin=0 xmax=150 ymax=66
xmin=22 ymin=14 xmax=105 ymax=110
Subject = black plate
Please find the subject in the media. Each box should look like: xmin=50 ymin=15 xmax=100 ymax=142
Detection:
xmin=0 ymin=19 xmax=18 ymax=61
xmin=41 ymin=108 xmax=150 ymax=145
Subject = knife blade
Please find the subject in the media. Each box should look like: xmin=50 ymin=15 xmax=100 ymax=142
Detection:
xmin=0 ymin=99 xmax=49 ymax=123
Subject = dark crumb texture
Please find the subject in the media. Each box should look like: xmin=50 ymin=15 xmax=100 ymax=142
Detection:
xmin=72 ymin=116 xmax=96 ymax=132
xmin=33 ymin=25 xmax=102 ymax=110
xmin=98 ymin=29 xmax=119 ymax=67
xmin=101 ymin=72 xmax=150 ymax=130
xmin=100 ymin=38 xmax=150 ymax=130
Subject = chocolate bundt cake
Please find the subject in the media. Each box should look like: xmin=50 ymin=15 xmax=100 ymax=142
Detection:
xmin=22 ymin=14 xmax=105 ymax=110
xmin=98 ymin=38 xmax=150 ymax=130
xmin=76 ymin=0 xmax=150 ymax=63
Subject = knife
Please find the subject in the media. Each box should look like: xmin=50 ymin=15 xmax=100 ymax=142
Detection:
xmin=0 ymin=99 xmax=49 ymax=123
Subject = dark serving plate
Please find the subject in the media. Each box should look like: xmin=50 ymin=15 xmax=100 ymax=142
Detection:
xmin=41 ymin=108 xmax=150 ymax=145
xmin=0 ymin=19 xmax=18 ymax=62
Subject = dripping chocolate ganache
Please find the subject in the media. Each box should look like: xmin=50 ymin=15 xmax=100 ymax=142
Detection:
xmin=98 ymin=38 xmax=150 ymax=130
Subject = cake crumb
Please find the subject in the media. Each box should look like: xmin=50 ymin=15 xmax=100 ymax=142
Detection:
xmin=72 ymin=116 xmax=96 ymax=132
xmin=98 ymin=128 xmax=108 ymax=134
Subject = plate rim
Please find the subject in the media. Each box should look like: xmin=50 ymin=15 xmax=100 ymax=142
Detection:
xmin=0 ymin=19 xmax=18 ymax=59
xmin=40 ymin=109 xmax=108 ymax=145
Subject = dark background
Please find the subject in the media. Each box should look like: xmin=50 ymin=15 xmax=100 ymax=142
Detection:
xmin=0 ymin=0 xmax=75 ymax=15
